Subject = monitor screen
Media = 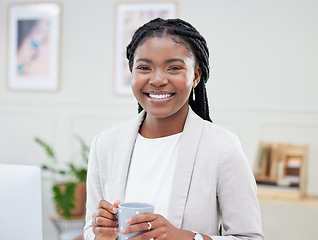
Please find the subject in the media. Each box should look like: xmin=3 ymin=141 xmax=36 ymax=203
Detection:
xmin=0 ymin=164 xmax=42 ymax=240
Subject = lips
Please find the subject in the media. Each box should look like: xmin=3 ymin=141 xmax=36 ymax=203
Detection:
xmin=148 ymin=93 xmax=173 ymax=99
xmin=144 ymin=92 xmax=175 ymax=103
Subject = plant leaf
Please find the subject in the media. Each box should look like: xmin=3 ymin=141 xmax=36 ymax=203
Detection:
xmin=52 ymin=182 xmax=76 ymax=218
xmin=34 ymin=137 xmax=56 ymax=162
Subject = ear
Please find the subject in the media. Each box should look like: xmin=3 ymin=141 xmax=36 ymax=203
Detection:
xmin=193 ymin=66 xmax=202 ymax=88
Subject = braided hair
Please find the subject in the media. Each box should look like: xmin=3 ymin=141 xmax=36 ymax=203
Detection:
xmin=126 ymin=18 xmax=212 ymax=122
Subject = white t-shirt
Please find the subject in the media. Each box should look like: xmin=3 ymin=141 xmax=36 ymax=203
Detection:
xmin=124 ymin=132 xmax=182 ymax=218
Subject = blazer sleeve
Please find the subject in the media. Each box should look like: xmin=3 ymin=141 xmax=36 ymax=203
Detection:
xmin=212 ymin=135 xmax=264 ymax=240
xmin=83 ymin=133 xmax=102 ymax=240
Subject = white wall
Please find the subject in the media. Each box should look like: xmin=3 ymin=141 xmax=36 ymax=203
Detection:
xmin=0 ymin=0 xmax=317 ymax=239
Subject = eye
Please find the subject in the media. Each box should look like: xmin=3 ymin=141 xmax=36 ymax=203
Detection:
xmin=136 ymin=65 xmax=151 ymax=71
xmin=167 ymin=66 xmax=182 ymax=71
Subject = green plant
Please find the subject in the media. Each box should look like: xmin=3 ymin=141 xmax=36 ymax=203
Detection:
xmin=53 ymin=182 xmax=76 ymax=218
xmin=34 ymin=135 xmax=89 ymax=218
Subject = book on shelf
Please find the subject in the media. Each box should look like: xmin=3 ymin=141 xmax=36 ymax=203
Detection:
xmin=254 ymin=142 xmax=308 ymax=199
xmin=254 ymin=142 xmax=308 ymax=189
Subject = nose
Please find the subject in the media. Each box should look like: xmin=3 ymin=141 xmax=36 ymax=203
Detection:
xmin=149 ymin=70 xmax=168 ymax=87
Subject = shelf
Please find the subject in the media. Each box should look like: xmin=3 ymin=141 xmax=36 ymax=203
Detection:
xmin=254 ymin=142 xmax=308 ymax=199
xmin=258 ymin=192 xmax=318 ymax=208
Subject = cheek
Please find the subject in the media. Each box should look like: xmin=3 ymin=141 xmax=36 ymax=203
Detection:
xmin=131 ymin=73 xmax=147 ymax=97
xmin=176 ymin=72 xmax=195 ymax=90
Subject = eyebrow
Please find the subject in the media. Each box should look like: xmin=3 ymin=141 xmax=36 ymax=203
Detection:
xmin=166 ymin=58 xmax=186 ymax=64
xmin=135 ymin=58 xmax=185 ymax=64
xmin=136 ymin=58 xmax=152 ymax=63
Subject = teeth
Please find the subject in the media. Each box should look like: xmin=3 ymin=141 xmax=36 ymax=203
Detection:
xmin=149 ymin=94 xmax=172 ymax=99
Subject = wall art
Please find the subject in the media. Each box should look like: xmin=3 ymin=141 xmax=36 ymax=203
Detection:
xmin=7 ymin=3 xmax=61 ymax=91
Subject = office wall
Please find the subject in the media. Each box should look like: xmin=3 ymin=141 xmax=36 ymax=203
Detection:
xmin=0 ymin=0 xmax=317 ymax=239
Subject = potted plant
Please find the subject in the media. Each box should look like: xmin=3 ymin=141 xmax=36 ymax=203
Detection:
xmin=34 ymin=135 xmax=89 ymax=219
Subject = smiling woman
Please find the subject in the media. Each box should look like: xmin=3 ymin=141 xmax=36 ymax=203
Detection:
xmin=126 ymin=19 xmax=211 ymax=123
xmin=84 ymin=18 xmax=264 ymax=240
xmin=131 ymin=35 xmax=201 ymax=135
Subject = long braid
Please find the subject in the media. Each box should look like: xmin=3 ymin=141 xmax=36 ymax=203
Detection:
xmin=126 ymin=18 xmax=212 ymax=122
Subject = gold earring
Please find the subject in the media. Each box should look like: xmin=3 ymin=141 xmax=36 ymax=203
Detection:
xmin=192 ymin=88 xmax=195 ymax=101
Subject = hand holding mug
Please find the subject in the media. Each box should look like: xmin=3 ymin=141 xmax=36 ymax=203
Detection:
xmin=121 ymin=213 xmax=185 ymax=240
xmin=92 ymin=200 xmax=120 ymax=240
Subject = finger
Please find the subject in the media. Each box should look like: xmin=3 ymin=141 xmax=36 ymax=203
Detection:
xmin=121 ymin=221 xmax=150 ymax=235
xmin=95 ymin=216 xmax=118 ymax=228
xmin=113 ymin=199 xmax=121 ymax=208
xmin=127 ymin=213 xmax=158 ymax=225
xmin=95 ymin=208 xmax=117 ymax=221
xmin=99 ymin=200 xmax=118 ymax=214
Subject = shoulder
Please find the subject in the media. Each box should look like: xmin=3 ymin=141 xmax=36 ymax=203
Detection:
xmin=92 ymin=112 xmax=145 ymax=149
xmin=199 ymin=120 xmax=242 ymax=160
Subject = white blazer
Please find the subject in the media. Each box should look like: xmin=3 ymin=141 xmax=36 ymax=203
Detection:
xmin=84 ymin=108 xmax=264 ymax=240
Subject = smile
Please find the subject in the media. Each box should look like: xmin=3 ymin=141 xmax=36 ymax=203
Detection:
xmin=148 ymin=93 xmax=173 ymax=99
xmin=144 ymin=92 xmax=175 ymax=104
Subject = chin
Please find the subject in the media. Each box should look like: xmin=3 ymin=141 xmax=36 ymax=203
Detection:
xmin=145 ymin=107 xmax=186 ymax=120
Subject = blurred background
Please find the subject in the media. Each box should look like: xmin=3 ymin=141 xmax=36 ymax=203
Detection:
xmin=0 ymin=0 xmax=317 ymax=239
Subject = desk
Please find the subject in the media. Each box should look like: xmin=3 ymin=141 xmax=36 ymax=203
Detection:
xmin=258 ymin=195 xmax=318 ymax=240
xmin=50 ymin=215 xmax=85 ymax=240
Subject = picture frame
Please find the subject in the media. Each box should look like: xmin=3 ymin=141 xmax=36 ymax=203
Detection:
xmin=7 ymin=2 xmax=61 ymax=91
xmin=114 ymin=2 xmax=177 ymax=95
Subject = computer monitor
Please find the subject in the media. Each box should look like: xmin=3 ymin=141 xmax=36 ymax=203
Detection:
xmin=0 ymin=164 xmax=42 ymax=240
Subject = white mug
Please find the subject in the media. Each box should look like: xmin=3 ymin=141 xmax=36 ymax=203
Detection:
xmin=117 ymin=202 xmax=154 ymax=240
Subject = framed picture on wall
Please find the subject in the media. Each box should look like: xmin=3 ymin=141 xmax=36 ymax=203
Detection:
xmin=114 ymin=2 xmax=177 ymax=95
xmin=7 ymin=3 xmax=61 ymax=91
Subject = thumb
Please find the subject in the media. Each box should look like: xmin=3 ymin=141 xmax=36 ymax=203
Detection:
xmin=113 ymin=199 xmax=121 ymax=208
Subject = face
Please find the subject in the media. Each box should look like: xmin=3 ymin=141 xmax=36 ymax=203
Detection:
xmin=131 ymin=35 xmax=201 ymax=121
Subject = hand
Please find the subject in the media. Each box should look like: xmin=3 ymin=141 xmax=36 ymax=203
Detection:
xmin=121 ymin=213 xmax=190 ymax=240
xmin=92 ymin=200 xmax=120 ymax=240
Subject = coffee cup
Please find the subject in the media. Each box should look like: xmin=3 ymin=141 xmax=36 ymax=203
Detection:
xmin=117 ymin=202 xmax=154 ymax=240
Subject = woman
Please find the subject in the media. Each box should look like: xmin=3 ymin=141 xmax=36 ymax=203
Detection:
xmin=84 ymin=18 xmax=264 ymax=240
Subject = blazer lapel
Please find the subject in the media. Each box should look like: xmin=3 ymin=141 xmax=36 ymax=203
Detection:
xmin=108 ymin=112 xmax=146 ymax=203
xmin=167 ymin=108 xmax=204 ymax=228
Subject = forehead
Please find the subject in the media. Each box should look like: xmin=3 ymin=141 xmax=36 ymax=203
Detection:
xmin=135 ymin=35 xmax=194 ymax=59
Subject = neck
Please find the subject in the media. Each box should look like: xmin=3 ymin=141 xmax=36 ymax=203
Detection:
xmin=139 ymin=108 xmax=189 ymax=139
